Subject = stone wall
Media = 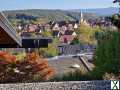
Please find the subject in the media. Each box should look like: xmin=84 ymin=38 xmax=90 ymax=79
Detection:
xmin=0 ymin=81 xmax=111 ymax=90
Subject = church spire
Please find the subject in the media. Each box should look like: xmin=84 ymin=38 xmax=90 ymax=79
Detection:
xmin=79 ymin=11 xmax=84 ymax=24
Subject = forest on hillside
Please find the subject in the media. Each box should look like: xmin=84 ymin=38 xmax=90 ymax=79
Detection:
xmin=3 ymin=9 xmax=99 ymax=22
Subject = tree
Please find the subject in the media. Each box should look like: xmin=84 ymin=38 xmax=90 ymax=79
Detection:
xmin=42 ymin=31 xmax=52 ymax=37
xmin=70 ymin=37 xmax=81 ymax=45
xmin=94 ymin=32 xmax=120 ymax=76
xmin=94 ymin=31 xmax=107 ymax=45
xmin=10 ymin=19 xmax=20 ymax=27
xmin=110 ymin=14 xmax=120 ymax=30
xmin=78 ymin=23 xmax=102 ymax=45
xmin=111 ymin=0 xmax=120 ymax=31
xmin=35 ymin=18 xmax=48 ymax=24
xmin=39 ymin=38 xmax=59 ymax=57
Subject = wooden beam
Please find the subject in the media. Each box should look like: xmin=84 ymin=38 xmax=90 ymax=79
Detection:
xmin=0 ymin=12 xmax=22 ymax=46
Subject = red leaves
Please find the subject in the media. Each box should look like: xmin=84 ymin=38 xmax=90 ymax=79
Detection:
xmin=25 ymin=52 xmax=55 ymax=81
xmin=0 ymin=51 xmax=16 ymax=63
xmin=0 ymin=51 xmax=7 ymax=56
xmin=0 ymin=51 xmax=55 ymax=82
xmin=25 ymin=52 xmax=39 ymax=63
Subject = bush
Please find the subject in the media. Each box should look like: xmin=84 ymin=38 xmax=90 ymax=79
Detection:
xmin=110 ymin=14 xmax=120 ymax=29
xmin=70 ymin=37 xmax=81 ymax=45
xmin=0 ymin=51 xmax=55 ymax=83
xmin=51 ymin=70 xmax=99 ymax=81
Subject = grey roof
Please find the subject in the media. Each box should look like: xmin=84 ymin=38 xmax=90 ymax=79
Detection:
xmin=58 ymin=45 xmax=81 ymax=55
xmin=58 ymin=44 xmax=96 ymax=55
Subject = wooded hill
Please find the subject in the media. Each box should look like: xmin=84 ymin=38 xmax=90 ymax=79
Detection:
xmin=3 ymin=9 xmax=99 ymax=21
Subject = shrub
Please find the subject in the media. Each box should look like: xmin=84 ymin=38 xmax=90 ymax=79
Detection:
xmin=0 ymin=51 xmax=55 ymax=83
xmin=52 ymin=70 xmax=97 ymax=81
xmin=94 ymin=32 xmax=120 ymax=78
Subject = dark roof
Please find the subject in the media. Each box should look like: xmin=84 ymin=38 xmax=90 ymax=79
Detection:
xmin=58 ymin=21 xmax=67 ymax=27
xmin=65 ymin=30 xmax=74 ymax=35
xmin=52 ymin=30 xmax=59 ymax=36
xmin=22 ymin=37 xmax=52 ymax=48
xmin=51 ymin=21 xmax=78 ymax=28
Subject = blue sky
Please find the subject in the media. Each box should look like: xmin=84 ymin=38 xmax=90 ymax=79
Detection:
xmin=0 ymin=0 xmax=118 ymax=11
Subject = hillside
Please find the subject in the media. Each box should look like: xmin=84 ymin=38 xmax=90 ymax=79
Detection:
xmin=3 ymin=9 xmax=99 ymax=22
xmin=3 ymin=9 xmax=80 ymax=21
xmin=71 ymin=7 xmax=118 ymax=16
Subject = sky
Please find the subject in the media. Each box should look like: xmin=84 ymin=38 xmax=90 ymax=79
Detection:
xmin=0 ymin=0 xmax=118 ymax=11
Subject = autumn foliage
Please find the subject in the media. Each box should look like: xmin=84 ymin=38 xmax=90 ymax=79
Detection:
xmin=0 ymin=51 xmax=16 ymax=63
xmin=0 ymin=51 xmax=55 ymax=83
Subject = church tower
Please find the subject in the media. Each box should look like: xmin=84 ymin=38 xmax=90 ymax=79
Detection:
xmin=79 ymin=11 xmax=84 ymax=24
xmin=79 ymin=11 xmax=89 ymax=26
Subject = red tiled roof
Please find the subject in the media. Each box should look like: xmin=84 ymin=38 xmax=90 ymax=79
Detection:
xmin=59 ymin=35 xmax=76 ymax=43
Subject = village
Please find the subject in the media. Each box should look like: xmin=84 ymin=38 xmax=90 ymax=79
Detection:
xmin=13 ymin=12 xmax=117 ymax=56
xmin=0 ymin=0 xmax=120 ymax=89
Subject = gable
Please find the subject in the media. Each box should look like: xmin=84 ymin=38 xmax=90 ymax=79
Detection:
xmin=72 ymin=32 xmax=77 ymax=36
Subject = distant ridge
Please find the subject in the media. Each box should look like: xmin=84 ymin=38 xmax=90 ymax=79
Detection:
xmin=3 ymin=7 xmax=117 ymax=22
xmin=3 ymin=9 xmax=80 ymax=21
xmin=2 ymin=9 xmax=100 ymax=22
xmin=70 ymin=7 xmax=119 ymax=16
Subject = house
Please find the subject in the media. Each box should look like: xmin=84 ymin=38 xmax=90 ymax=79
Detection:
xmin=52 ymin=30 xmax=62 ymax=37
xmin=52 ymin=23 xmax=60 ymax=31
xmin=64 ymin=30 xmax=77 ymax=36
xmin=61 ymin=25 xmax=67 ymax=31
xmin=44 ymin=24 xmax=51 ymax=31
xmin=58 ymin=44 xmax=96 ymax=55
xmin=58 ymin=45 xmax=81 ymax=55
xmin=35 ymin=27 xmax=42 ymax=34
xmin=27 ymin=24 xmax=37 ymax=32
xmin=87 ymin=17 xmax=112 ymax=28
xmin=74 ymin=23 xmax=78 ymax=29
xmin=21 ymin=32 xmax=34 ymax=37
xmin=59 ymin=30 xmax=77 ymax=44
xmin=17 ymin=25 xmax=23 ymax=30
xmin=67 ymin=24 xmax=74 ymax=30
xmin=59 ymin=35 xmax=75 ymax=44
